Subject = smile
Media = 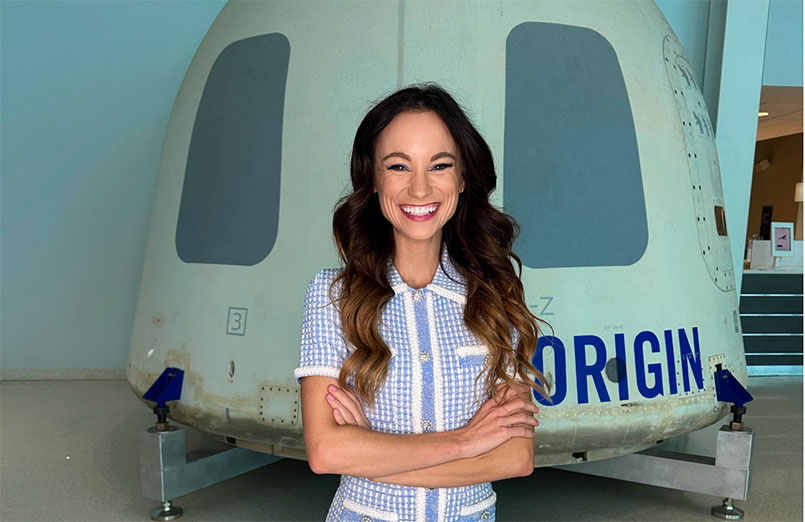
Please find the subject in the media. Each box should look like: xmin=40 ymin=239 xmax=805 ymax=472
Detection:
xmin=400 ymin=202 xmax=440 ymax=220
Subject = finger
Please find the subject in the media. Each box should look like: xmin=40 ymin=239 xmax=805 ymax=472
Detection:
xmin=327 ymin=393 xmax=357 ymax=424
xmin=329 ymin=385 xmax=355 ymax=406
xmin=497 ymin=398 xmax=538 ymax=417
xmin=492 ymin=386 xmax=515 ymax=407
xmin=506 ymin=412 xmax=539 ymax=426
xmin=495 ymin=382 xmax=514 ymax=397
xmin=511 ymin=426 xmax=536 ymax=439
xmin=332 ymin=408 xmax=345 ymax=425
xmin=331 ymin=386 xmax=367 ymax=420
xmin=337 ymin=403 xmax=357 ymax=424
xmin=503 ymin=392 xmax=538 ymax=412
xmin=500 ymin=386 xmax=516 ymax=401
xmin=510 ymin=384 xmax=532 ymax=403
xmin=508 ymin=421 xmax=539 ymax=430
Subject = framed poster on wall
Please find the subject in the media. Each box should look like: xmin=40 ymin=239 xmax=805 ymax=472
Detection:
xmin=771 ymin=221 xmax=794 ymax=257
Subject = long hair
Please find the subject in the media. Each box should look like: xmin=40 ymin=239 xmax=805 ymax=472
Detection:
xmin=330 ymin=83 xmax=553 ymax=409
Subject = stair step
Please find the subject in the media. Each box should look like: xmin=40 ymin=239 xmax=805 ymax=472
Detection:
xmin=740 ymin=315 xmax=803 ymax=333
xmin=743 ymin=334 xmax=804 ymax=353
xmin=739 ymin=295 xmax=803 ymax=314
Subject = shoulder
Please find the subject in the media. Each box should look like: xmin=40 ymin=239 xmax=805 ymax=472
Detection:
xmin=308 ymin=267 xmax=344 ymax=288
xmin=305 ymin=268 xmax=346 ymax=305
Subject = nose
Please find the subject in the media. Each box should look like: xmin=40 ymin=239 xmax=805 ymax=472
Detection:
xmin=408 ymin=168 xmax=433 ymax=199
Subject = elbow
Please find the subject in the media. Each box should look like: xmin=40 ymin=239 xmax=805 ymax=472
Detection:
xmin=306 ymin=442 xmax=332 ymax=475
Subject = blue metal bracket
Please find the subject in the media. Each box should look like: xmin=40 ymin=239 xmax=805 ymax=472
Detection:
xmin=143 ymin=367 xmax=184 ymax=408
xmin=714 ymin=368 xmax=753 ymax=408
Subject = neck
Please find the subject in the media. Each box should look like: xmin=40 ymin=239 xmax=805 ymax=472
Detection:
xmin=392 ymin=234 xmax=442 ymax=290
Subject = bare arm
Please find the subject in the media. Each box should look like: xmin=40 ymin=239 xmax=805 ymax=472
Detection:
xmin=301 ymin=376 xmax=537 ymax=478
xmin=332 ymin=381 xmax=537 ymax=487
xmin=302 ymin=376 xmax=465 ymax=477
xmin=369 ymin=436 xmax=534 ymax=488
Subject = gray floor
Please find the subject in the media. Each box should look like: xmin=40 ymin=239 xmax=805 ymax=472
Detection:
xmin=0 ymin=376 xmax=801 ymax=522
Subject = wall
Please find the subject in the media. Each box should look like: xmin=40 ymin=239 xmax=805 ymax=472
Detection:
xmin=748 ymin=133 xmax=804 ymax=240
xmin=655 ymin=0 xmax=712 ymax=88
xmin=0 ymin=0 xmax=799 ymax=373
xmin=763 ymin=0 xmax=804 ymax=87
xmin=0 ymin=0 xmax=226 ymax=373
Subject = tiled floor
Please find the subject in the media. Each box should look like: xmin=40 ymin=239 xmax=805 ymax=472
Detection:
xmin=0 ymin=376 xmax=801 ymax=521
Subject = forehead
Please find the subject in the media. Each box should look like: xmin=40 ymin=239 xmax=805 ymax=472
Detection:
xmin=375 ymin=111 xmax=457 ymax=155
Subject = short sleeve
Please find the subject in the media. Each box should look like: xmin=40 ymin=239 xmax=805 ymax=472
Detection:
xmin=293 ymin=268 xmax=349 ymax=385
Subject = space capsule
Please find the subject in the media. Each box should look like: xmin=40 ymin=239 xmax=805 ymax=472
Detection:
xmin=126 ymin=0 xmax=745 ymax=466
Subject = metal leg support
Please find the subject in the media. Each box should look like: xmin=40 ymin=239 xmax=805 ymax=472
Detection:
xmin=151 ymin=500 xmax=183 ymax=522
xmin=712 ymin=497 xmax=745 ymax=520
xmin=138 ymin=425 xmax=282 ymax=520
xmin=554 ymin=424 xmax=753 ymax=519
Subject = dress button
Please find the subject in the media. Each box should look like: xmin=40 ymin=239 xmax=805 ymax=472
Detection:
xmin=480 ymin=510 xmax=491 ymax=519
xmin=422 ymin=419 xmax=433 ymax=431
xmin=419 ymin=351 xmax=431 ymax=363
xmin=360 ymin=516 xmax=372 ymax=522
xmin=412 ymin=290 xmax=424 ymax=302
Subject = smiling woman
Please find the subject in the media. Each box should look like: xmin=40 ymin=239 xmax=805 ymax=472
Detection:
xmin=373 ymin=110 xmax=465 ymax=266
xmin=293 ymin=84 xmax=552 ymax=521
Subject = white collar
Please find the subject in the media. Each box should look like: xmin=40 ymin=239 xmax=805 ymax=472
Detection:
xmin=385 ymin=244 xmax=467 ymax=305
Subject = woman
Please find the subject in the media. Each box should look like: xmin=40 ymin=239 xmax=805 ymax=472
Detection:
xmin=294 ymin=84 xmax=551 ymax=521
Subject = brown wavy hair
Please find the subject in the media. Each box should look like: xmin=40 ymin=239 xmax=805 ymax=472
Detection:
xmin=330 ymin=83 xmax=554 ymax=409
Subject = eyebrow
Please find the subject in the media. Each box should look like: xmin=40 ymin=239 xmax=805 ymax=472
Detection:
xmin=381 ymin=151 xmax=456 ymax=162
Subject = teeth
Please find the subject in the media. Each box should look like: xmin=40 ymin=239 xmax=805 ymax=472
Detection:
xmin=402 ymin=204 xmax=438 ymax=216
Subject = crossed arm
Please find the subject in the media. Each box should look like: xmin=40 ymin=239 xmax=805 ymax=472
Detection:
xmin=300 ymin=376 xmax=539 ymax=488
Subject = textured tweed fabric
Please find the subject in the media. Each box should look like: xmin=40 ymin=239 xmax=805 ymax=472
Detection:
xmin=295 ymin=245 xmax=517 ymax=521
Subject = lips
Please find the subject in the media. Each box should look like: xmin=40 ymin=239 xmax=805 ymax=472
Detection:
xmin=399 ymin=202 xmax=440 ymax=216
xmin=399 ymin=202 xmax=440 ymax=221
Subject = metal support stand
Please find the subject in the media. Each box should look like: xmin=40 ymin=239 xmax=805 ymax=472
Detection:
xmin=138 ymin=368 xmax=282 ymax=520
xmin=139 ymin=424 xmax=282 ymax=520
xmin=555 ymin=423 xmax=753 ymax=519
xmin=151 ymin=500 xmax=183 ymax=522
xmin=712 ymin=497 xmax=744 ymax=520
xmin=555 ymin=369 xmax=754 ymax=519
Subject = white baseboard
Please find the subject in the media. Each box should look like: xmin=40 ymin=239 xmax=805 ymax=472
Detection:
xmin=0 ymin=368 xmax=126 ymax=381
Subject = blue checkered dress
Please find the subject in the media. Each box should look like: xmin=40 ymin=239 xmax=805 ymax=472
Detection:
xmin=295 ymin=246 xmax=516 ymax=522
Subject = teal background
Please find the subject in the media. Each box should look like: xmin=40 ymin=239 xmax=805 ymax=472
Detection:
xmin=763 ymin=0 xmax=804 ymax=86
xmin=1 ymin=0 xmax=226 ymax=369
xmin=1 ymin=0 xmax=802 ymax=371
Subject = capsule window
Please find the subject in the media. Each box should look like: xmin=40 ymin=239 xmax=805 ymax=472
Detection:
xmin=714 ymin=205 xmax=728 ymax=236
xmin=176 ymin=33 xmax=290 ymax=266
xmin=504 ymin=22 xmax=648 ymax=269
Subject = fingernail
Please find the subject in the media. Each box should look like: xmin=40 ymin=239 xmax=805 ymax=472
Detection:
xmin=327 ymin=393 xmax=334 ymax=400
xmin=334 ymin=408 xmax=339 ymax=415
xmin=328 ymin=385 xmax=336 ymax=391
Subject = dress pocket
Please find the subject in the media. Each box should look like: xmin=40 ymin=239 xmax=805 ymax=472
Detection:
xmin=341 ymin=498 xmax=399 ymax=522
xmin=456 ymin=343 xmax=492 ymax=399
xmin=458 ymin=491 xmax=497 ymax=521
xmin=456 ymin=343 xmax=491 ymax=368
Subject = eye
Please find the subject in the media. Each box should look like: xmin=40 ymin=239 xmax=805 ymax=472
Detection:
xmin=429 ymin=163 xmax=454 ymax=171
xmin=386 ymin=164 xmax=410 ymax=172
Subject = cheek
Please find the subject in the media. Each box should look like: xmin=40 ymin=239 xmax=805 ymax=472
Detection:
xmin=439 ymin=197 xmax=460 ymax=222
xmin=376 ymin=192 xmax=400 ymax=223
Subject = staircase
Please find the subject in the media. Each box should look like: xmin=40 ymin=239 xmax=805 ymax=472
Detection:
xmin=740 ymin=271 xmax=803 ymax=375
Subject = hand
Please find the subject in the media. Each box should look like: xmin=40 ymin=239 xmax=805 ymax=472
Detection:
xmin=326 ymin=384 xmax=371 ymax=429
xmin=494 ymin=382 xmax=540 ymax=429
xmin=456 ymin=381 xmax=540 ymax=459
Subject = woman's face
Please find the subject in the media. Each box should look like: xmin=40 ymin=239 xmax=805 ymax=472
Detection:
xmin=373 ymin=110 xmax=465 ymax=250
